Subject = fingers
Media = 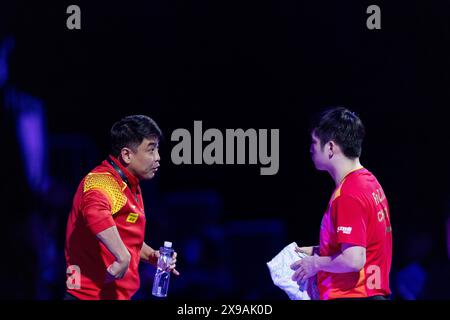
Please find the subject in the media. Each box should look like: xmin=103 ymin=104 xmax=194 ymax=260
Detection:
xmin=291 ymin=261 xmax=303 ymax=281
xmin=296 ymin=269 xmax=309 ymax=282
xmin=107 ymin=264 xmax=119 ymax=278
xmin=292 ymin=268 xmax=305 ymax=282
xmin=291 ymin=259 xmax=308 ymax=282
xmin=168 ymin=259 xmax=179 ymax=275
xmin=106 ymin=264 xmax=123 ymax=283
xmin=167 ymin=263 xmax=179 ymax=276
xmin=168 ymin=255 xmax=177 ymax=267
xmin=293 ymin=268 xmax=313 ymax=282
xmin=107 ymin=261 xmax=128 ymax=280
xmin=168 ymin=251 xmax=179 ymax=275
xmin=290 ymin=259 xmax=302 ymax=270
xmin=172 ymin=268 xmax=180 ymax=276
xmin=105 ymin=268 xmax=115 ymax=284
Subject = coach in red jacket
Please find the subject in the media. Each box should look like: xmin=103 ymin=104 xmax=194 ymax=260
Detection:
xmin=64 ymin=115 xmax=178 ymax=300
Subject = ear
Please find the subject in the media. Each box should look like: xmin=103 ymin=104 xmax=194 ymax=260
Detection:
xmin=120 ymin=148 xmax=133 ymax=165
xmin=328 ymin=141 xmax=335 ymax=159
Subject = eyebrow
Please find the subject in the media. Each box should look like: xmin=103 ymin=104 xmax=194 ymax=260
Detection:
xmin=147 ymin=142 xmax=158 ymax=148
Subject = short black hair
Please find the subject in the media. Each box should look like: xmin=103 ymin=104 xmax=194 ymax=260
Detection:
xmin=310 ymin=106 xmax=365 ymax=158
xmin=110 ymin=115 xmax=162 ymax=157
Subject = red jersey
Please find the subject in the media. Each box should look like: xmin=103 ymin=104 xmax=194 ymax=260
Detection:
xmin=317 ymin=167 xmax=392 ymax=300
xmin=65 ymin=156 xmax=146 ymax=300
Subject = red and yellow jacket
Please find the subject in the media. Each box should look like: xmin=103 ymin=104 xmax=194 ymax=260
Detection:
xmin=65 ymin=155 xmax=146 ymax=300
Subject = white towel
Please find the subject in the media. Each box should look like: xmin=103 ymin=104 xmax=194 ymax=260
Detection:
xmin=266 ymin=242 xmax=320 ymax=300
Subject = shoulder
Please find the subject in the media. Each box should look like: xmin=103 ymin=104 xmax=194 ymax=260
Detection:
xmin=84 ymin=161 xmax=125 ymax=192
xmin=82 ymin=171 xmax=127 ymax=214
xmin=332 ymin=193 xmax=362 ymax=207
xmin=340 ymin=170 xmax=373 ymax=195
xmin=83 ymin=171 xmax=125 ymax=191
xmin=332 ymin=176 xmax=366 ymax=209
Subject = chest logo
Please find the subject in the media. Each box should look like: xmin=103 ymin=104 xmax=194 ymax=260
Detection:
xmin=337 ymin=226 xmax=352 ymax=235
xmin=126 ymin=212 xmax=139 ymax=223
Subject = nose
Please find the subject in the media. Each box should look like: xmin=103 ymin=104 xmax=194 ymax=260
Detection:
xmin=155 ymin=149 xmax=161 ymax=162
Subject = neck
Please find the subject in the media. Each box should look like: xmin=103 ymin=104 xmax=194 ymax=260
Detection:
xmin=117 ymin=157 xmax=140 ymax=182
xmin=329 ymin=157 xmax=363 ymax=187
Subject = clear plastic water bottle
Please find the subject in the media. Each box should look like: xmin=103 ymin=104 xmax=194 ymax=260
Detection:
xmin=152 ymin=241 xmax=174 ymax=298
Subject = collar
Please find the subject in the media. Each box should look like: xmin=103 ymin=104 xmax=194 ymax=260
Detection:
xmin=106 ymin=155 xmax=140 ymax=193
xmin=331 ymin=167 xmax=366 ymax=202
xmin=338 ymin=166 xmax=365 ymax=187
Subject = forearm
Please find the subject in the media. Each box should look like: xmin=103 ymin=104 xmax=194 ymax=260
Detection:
xmin=312 ymin=245 xmax=320 ymax=255
xmin=315 ymin=248 xmax=365 ymax=273
xmin=96 ymin=226 xmax=130 ymax=263
xmin=140 ymin=242 xmax=156 ymax=263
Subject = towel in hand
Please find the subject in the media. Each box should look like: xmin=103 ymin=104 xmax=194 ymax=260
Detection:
xmin=267 ymin=242 xmax=320 ymax=300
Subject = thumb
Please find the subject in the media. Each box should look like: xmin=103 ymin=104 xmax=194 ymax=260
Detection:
xmin=296 ymin=246 xmax=312 ymax=256
xmin=153 ymin=250 xmax=161 ymax=258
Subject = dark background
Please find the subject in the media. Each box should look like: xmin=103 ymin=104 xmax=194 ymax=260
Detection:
xmin=1 ymin=0 xmax=450 ymax=299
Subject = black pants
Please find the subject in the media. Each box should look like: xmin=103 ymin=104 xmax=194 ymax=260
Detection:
xmin=63 ymin=292 xmax=80 ymax=300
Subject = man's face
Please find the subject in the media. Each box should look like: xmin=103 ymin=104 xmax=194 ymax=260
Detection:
xmin=310 ymin=132 xmax=328 ymax=171
xmin=127 ymin=137 xmax=160 ymax=180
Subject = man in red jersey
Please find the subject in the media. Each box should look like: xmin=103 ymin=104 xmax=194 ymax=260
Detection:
xmin=64 ymin=115 xmax=179 ymax=300
xmin=291 ymin=107 xmax=392 ymax=300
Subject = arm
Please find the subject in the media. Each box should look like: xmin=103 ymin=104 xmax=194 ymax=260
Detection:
xmin=315 ymin=244 xmax=366 ymax=273
xmin=291 ymin=243 xmax=366 ymax=282
xmin=80 ymin=185 xmax=131 ymax=281
xmin=140 ymin=242 xmax=158 ymax=265
xmin=96 ymin=226 xmax=131 ymax=280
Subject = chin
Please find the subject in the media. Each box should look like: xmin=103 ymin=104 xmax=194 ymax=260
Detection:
xmin=137 ymin=172 xmax=153 ymax=180
xmin=313 ymin=162 xmax=325 ymax=171
xmin=145 ymin=172 xmax=156 ymax=180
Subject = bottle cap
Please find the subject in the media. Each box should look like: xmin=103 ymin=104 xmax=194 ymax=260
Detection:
xmin=164 ymin=241 xmax=172 ymax=248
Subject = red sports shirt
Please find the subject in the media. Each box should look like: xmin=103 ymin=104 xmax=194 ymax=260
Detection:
xmin=65 ymin=156 xmax=146 ymax=300
xmin=317 ymin=167 xmax=392 ymax=300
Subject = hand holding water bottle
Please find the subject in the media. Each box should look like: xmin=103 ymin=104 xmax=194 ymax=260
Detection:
xmin=152 ymin=241 xmax=179 ymax=297
xmin=151 ymin=248 xmax=179 ymax=276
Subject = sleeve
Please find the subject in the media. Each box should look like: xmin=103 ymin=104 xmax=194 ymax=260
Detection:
xmin=331 ymin=194 xmax=367 ymax=247
xmin=80 ymin=189 xmax=116 ymax=235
